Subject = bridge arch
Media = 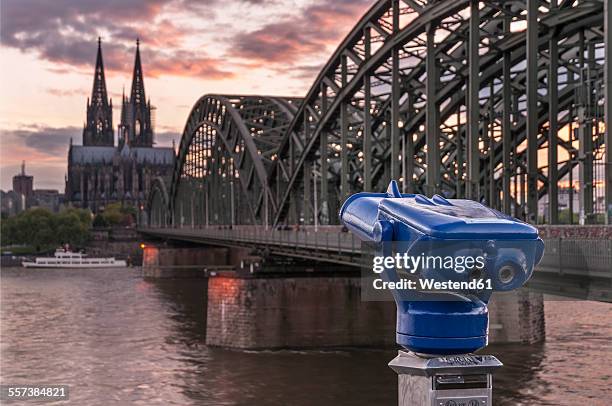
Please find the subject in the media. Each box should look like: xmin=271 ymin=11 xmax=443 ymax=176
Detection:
xmin=147 ymin=176 xmax=170 ymax=227
xmin=268 ymin=0 xmax=606 ymax=226
xmin=169 ymin=95 xmax=300 ymax=227
xmin=162 ymin=0 xmax=608 ymax=228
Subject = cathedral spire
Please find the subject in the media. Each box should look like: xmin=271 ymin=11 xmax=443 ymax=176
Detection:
xmin=130 ymin=38 xmax=146 ymax=107
xmin=83 ymin=37 xmax=113 ymax=146
xmin=91 ymin=37 xmax=109 ymax=108
xmin=125 ymin=38 xmax=153 ymax=147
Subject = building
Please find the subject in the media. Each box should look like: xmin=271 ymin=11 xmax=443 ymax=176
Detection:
xmin=31 ymin=189 xmax=62 ymax=213
xmin=65 ymin=38 xmax=175 ymax=213
xmin=2 ymin=162 xmax=32 ymax=216
xmin=1 ymin=190 xmax=25 ymax=217
xmin=12 ymin=161 xmax=33 ymax=201
xmin=1 ymin=163 xmax=61 ymax=216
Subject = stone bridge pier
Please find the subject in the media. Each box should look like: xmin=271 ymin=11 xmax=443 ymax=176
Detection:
xmin=142 ymin=244 xmax=230 ymax=278
xmin=206 ymin=272 xmax=397 ymax=348
xmin=488 ymin=291 xmax=545 ymax=344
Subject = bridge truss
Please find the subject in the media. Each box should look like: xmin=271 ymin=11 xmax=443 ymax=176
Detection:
xmin=148 ymin=0 xmax=612 ymax=228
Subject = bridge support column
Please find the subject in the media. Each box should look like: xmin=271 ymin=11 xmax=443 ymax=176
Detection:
xmin=142 ymin=245 xmax=230 ymax=278
xmin=488 ymin=289 xmax=545 ymax=344
xmin=206 ymin=273 xmax=396 ymax=348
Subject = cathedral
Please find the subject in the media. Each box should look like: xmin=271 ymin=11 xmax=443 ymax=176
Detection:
xmin=65 ymin=39 xmax=175 ymax=213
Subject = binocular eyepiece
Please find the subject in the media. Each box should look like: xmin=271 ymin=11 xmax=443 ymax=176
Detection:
xmin=340 ymin=181 xmax=544 ymax=355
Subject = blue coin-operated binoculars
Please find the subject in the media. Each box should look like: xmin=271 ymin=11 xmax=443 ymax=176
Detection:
xmin=340 ymin=180 xmax=545 ymax=355
xmin=340 ymin=181 xmax=545 ymax=405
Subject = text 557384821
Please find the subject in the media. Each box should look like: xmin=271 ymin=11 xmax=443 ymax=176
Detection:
xmin=0 ymin=385 xmax=69 ymax=401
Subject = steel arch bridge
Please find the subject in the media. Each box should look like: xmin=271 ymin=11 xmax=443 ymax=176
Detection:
xmin=148 ymin=0 xmax=612 ymax=229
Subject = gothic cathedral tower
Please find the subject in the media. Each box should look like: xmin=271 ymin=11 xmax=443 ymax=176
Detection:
xmin=119 ymin=39 xmax=154 ymax=148
xmin=83 ymin=38 xmax=114 ymax=146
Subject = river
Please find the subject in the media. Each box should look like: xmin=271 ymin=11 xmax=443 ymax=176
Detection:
xmin=1 ymin=267 xmax=610 ymax=405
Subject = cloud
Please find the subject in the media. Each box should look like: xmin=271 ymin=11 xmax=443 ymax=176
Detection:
xmin=0 ymin=0 xmax=233 ymax=79
xmin=144 ymin=50 xmax=235 ymax=79
xmin=45 ymin=88 xmax=86 ymax=97
xmin=0 ymin=125 xmax=183 ymax=189
xmin=0 ymin=125 xmax=80 ymax=190
xmin=229 ymin=0 xmax=371 ymax=68
xmin=154 ymin=130 xmax=181 ymax=147
xmin=1 ymin=0 xmax=369 ymax=81
xmin=2 ymin=126 xmax=79 ymax=157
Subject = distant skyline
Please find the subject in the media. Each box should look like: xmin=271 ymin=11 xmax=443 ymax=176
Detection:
xmin=0 ymin=0 xmax=371 ymax=190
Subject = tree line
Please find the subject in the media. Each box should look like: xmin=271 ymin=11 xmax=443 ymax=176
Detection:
xmin=1 ymin=208 xmax=92 ymax=251
xmin=1 ymin=203 xmax=139 ymax=252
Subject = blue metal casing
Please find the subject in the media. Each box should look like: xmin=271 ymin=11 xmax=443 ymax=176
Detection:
xmin=339 ymin=181 xmax=544 ymax=355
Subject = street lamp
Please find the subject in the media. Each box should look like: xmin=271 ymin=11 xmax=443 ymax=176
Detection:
xmin=312 ymin=168 xmax=321 ymax=232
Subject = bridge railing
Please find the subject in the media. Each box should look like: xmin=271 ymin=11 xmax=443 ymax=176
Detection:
xmin=140 ymin=225 xmax=611 ymax=301
xmin=142 ymin=225 xmax=611 ymax=273
xmin=146 ymin=225 xmax=362 ymax=261
xmin=537 ymin=238 xmax=612 ymax=276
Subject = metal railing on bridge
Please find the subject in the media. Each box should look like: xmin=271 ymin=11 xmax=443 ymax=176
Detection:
xmin=143 ymin=225 xmax=363 ymax=266
xmin=140 ymin=226 xmax=612 ymax=301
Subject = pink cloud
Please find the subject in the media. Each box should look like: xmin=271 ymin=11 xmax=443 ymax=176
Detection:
xmin=229 ymin=0 xmax=371 ymax=67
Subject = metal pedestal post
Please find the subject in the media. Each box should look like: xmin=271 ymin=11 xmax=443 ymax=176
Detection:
xmin=389 ymin=350 xmax=502 ymax=406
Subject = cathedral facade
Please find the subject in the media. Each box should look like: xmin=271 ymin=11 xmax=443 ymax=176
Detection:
xmin=65 ymin=39 xmax=175 ymax=213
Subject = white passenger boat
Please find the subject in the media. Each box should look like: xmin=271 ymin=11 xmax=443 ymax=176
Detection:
xmin=22 ymin=248 xmax=127 ymax=268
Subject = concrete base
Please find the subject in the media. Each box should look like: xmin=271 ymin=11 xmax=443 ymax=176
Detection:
xmin=488 ymin=289 xmax=545 ymax=344
xmin=389 ymin=351 xmax=501 ymax=406
xmin=206 ymin=273 xmax=396 ymax=348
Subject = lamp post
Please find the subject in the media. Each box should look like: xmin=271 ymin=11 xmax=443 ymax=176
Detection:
xmin=312 ymin=168 xmax=320 ymax=232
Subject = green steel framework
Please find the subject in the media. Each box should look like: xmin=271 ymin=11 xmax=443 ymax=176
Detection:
xmin=148 ymin=0 xmax=611 ymax=228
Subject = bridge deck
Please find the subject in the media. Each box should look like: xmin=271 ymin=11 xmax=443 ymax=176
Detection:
xmin=139 ymin=226 xmax=612 ymax=302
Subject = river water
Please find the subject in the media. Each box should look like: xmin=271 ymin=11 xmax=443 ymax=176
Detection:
xmin=1 ymin=267 xmax=610 ymax=405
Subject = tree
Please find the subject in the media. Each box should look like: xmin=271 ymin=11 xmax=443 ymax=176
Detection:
xmin=0 ymin=207 xmax=92 ymax=251
xmin=99 ymin=202 xmax=137 ymax=226
xmin=93 ymin=214 xmax=109 ymax=228
xmin=56 ymin=210 xmax=90 ymax=247
xmin=100 ymin=203 xmax=123 ymax=225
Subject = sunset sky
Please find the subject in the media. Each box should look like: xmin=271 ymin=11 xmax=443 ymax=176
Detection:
xmin=0 ymin=0 xmax=372 ymax=191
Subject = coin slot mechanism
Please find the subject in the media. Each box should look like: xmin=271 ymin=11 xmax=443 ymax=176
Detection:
xmin=434 ymin=374 xmax=489 ymax=390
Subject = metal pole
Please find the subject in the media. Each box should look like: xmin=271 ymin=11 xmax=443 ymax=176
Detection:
xmin=264 ymin=190 xmax=269 ymax=230
xmin=488 ymin=81 xmax=495 ymax=207
xmin=340 ymin=54 xmax=349 ymax=200
xmin=578 ymin=30 xmax=593 ymax=224
xmin=363 ymin=26 xmax=373 ymax=192
xmin=313 ymin=169 xmax=318 ymax=232
xmin=205 ymin=182 xmax=209 ymax=227
xmin=402 ymin=131 xmax=406 ymax=193
xmin=526 ymin=0 xmax=539 ymax=223
xmin=320 ymin=83 xmax=329 ymax=224
xmin=456 ymin=107 xmax=463 ymax=198
xmin=390 ymin=0 xmax=401 ymax=182
xmin=230 ymin=165 xmax=235 ymax=227
xmin=548 ymin=1 xmax=559 ymax=224
xmin=191 ymin=191 xmax=195 ymax=229
xmin=426 ymin=22 xmax=440 ymax=196
xmin=606 ymin=0 xmax=612 ymax=224
xmin=569 ymin=108 xmax=574 ymax=224
xmin=304 ymin=158 xmax=312 ymax=224
xmin=406 ymin=95 xmax=415 ymax=193
xmin=502 ymin=8 xmax=512 ymax=214
xmin=467 ymin=0 xmax=480 ymax=201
